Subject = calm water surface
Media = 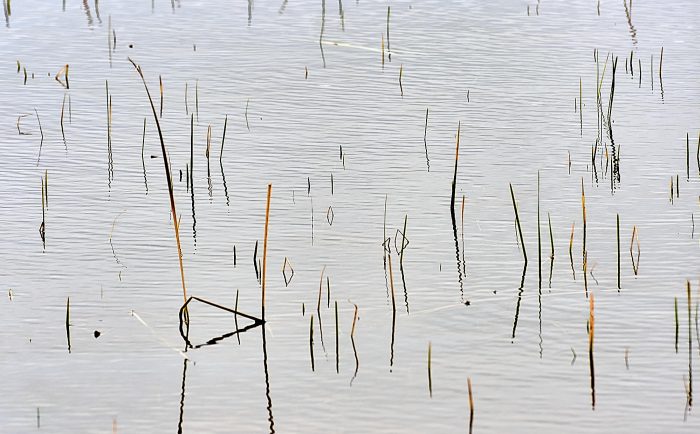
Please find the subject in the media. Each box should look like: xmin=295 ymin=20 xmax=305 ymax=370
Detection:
xmin=1 ymin=1 xmax=699 ymax=432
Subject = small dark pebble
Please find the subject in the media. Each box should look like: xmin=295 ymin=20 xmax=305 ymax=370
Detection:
xmin=129 ymin=44 xmax=133 ymax=48
xmin=94 ymin=330 xmax=101 ymax=338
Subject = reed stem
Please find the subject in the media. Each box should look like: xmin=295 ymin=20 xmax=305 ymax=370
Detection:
xmin=509 ymin=184 xmax=527 ymax=265
xmin=128 ymin=58 xmax=187 ymax=303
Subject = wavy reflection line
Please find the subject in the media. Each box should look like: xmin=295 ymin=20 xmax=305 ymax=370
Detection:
xmin=511 ymin=263 xmax=528 ymax=342
xmin=262 ymin=324 xmax=275 ymax=433
xmin=177 ymin=358 xmax=188 ymax=434
xmin=190 ymin=115 xmax=197 ymax=248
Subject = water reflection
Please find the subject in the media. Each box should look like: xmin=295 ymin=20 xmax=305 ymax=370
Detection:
xmin=262 ymin=324 xmax=275 ymax=433
xmin=189 ymin=115 xmax=197 ymax=247
xmin=82 ymin=0 xmax=93 ymax=28
xmin=319 ymin=1 xmax=326 ymax=68
xmin=177 ymin=358 xmax=188 ymax=434
xmin=510 ymin=263 xmax=528 ymax=342
xmin=3 ymin=0 xmax=9 ymax=27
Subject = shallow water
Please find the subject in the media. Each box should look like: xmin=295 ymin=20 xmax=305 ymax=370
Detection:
xmin=1 ymin=1 xmax=699 ymax=432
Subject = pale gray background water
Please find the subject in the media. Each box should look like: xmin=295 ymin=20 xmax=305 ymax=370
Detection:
xmin=0 ymin=0 xmax=699 ymax=432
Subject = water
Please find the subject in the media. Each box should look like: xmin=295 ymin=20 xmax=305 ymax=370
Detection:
xmin=1 ymin=1 xmax=699 ymax=432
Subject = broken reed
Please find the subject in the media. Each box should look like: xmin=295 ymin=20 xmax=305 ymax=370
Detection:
xmin=630 ymin=225 xmax=640 ymax=275
xmin=509 ymin=183 xmax=527 ymax=265
xmin=55 ymin=64 xmax=69 ymax=89
xmin=219 ymin=115 xmax=228 ymax=164
xmin=128 ymin=58 xmax=187 ymax=303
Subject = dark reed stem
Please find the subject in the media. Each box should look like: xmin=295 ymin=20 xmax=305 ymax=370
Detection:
xmin=688 ymin=281 xmax=693 ymax=406
xmin=423 ymin=108 xmax=430 ymax=171
xmin=34 ymin=108 xmax=44 ymax=165
xmin=569 ymin=222 xmax=576 ymax=280
xmin=195 ymin=80 xmax=199 ymax=123
xmin=538 ymin=171 xmax=541 ymax=288
xmin=676 ymin=297 xmax=680 ymax=353
xmin=687 ymin=133 xmax=690 ymax=181
xmin=66 ymin=297 xmax=71 ymax=353
xmin=310 ymin=314 xmax=315 ymax=371
xmin=428 ymin=342 xmax=432 ymax=398
xmin=451 ymin=122 xmax=460 ymax=228
xmin=335 ymin=300 xmax=339 ymax=374
xmin=400 ymin=214 xmax=408 ymax=266
xmin=589 ymin=294 xmax=595 ymax=409
xmin=128 ymin=58 xmax=188 ymax=303
xmin=386 ymin=6 xmax=391 ymax=61
xmin=234 ymin=289 xmax=240 ymax=344
xmin=617 ymin=213 xmax=621 ymax=290
xmin=509 ymin=183 xmax=527 ymax=265
xmin=219 ymin=114 xmax=228 ymax=164
xmin=142 ymin=117 xmax=148 ymax=193
xmin=159 ymin=75 xmax=163 ymax=118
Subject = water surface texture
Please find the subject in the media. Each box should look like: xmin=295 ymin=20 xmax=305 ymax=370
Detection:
xmin=1 ymin=1 xmax=699 ymax=432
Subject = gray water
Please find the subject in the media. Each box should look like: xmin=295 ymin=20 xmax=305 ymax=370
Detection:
xmin=1 ymin=0 xmax=699 ymax=432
